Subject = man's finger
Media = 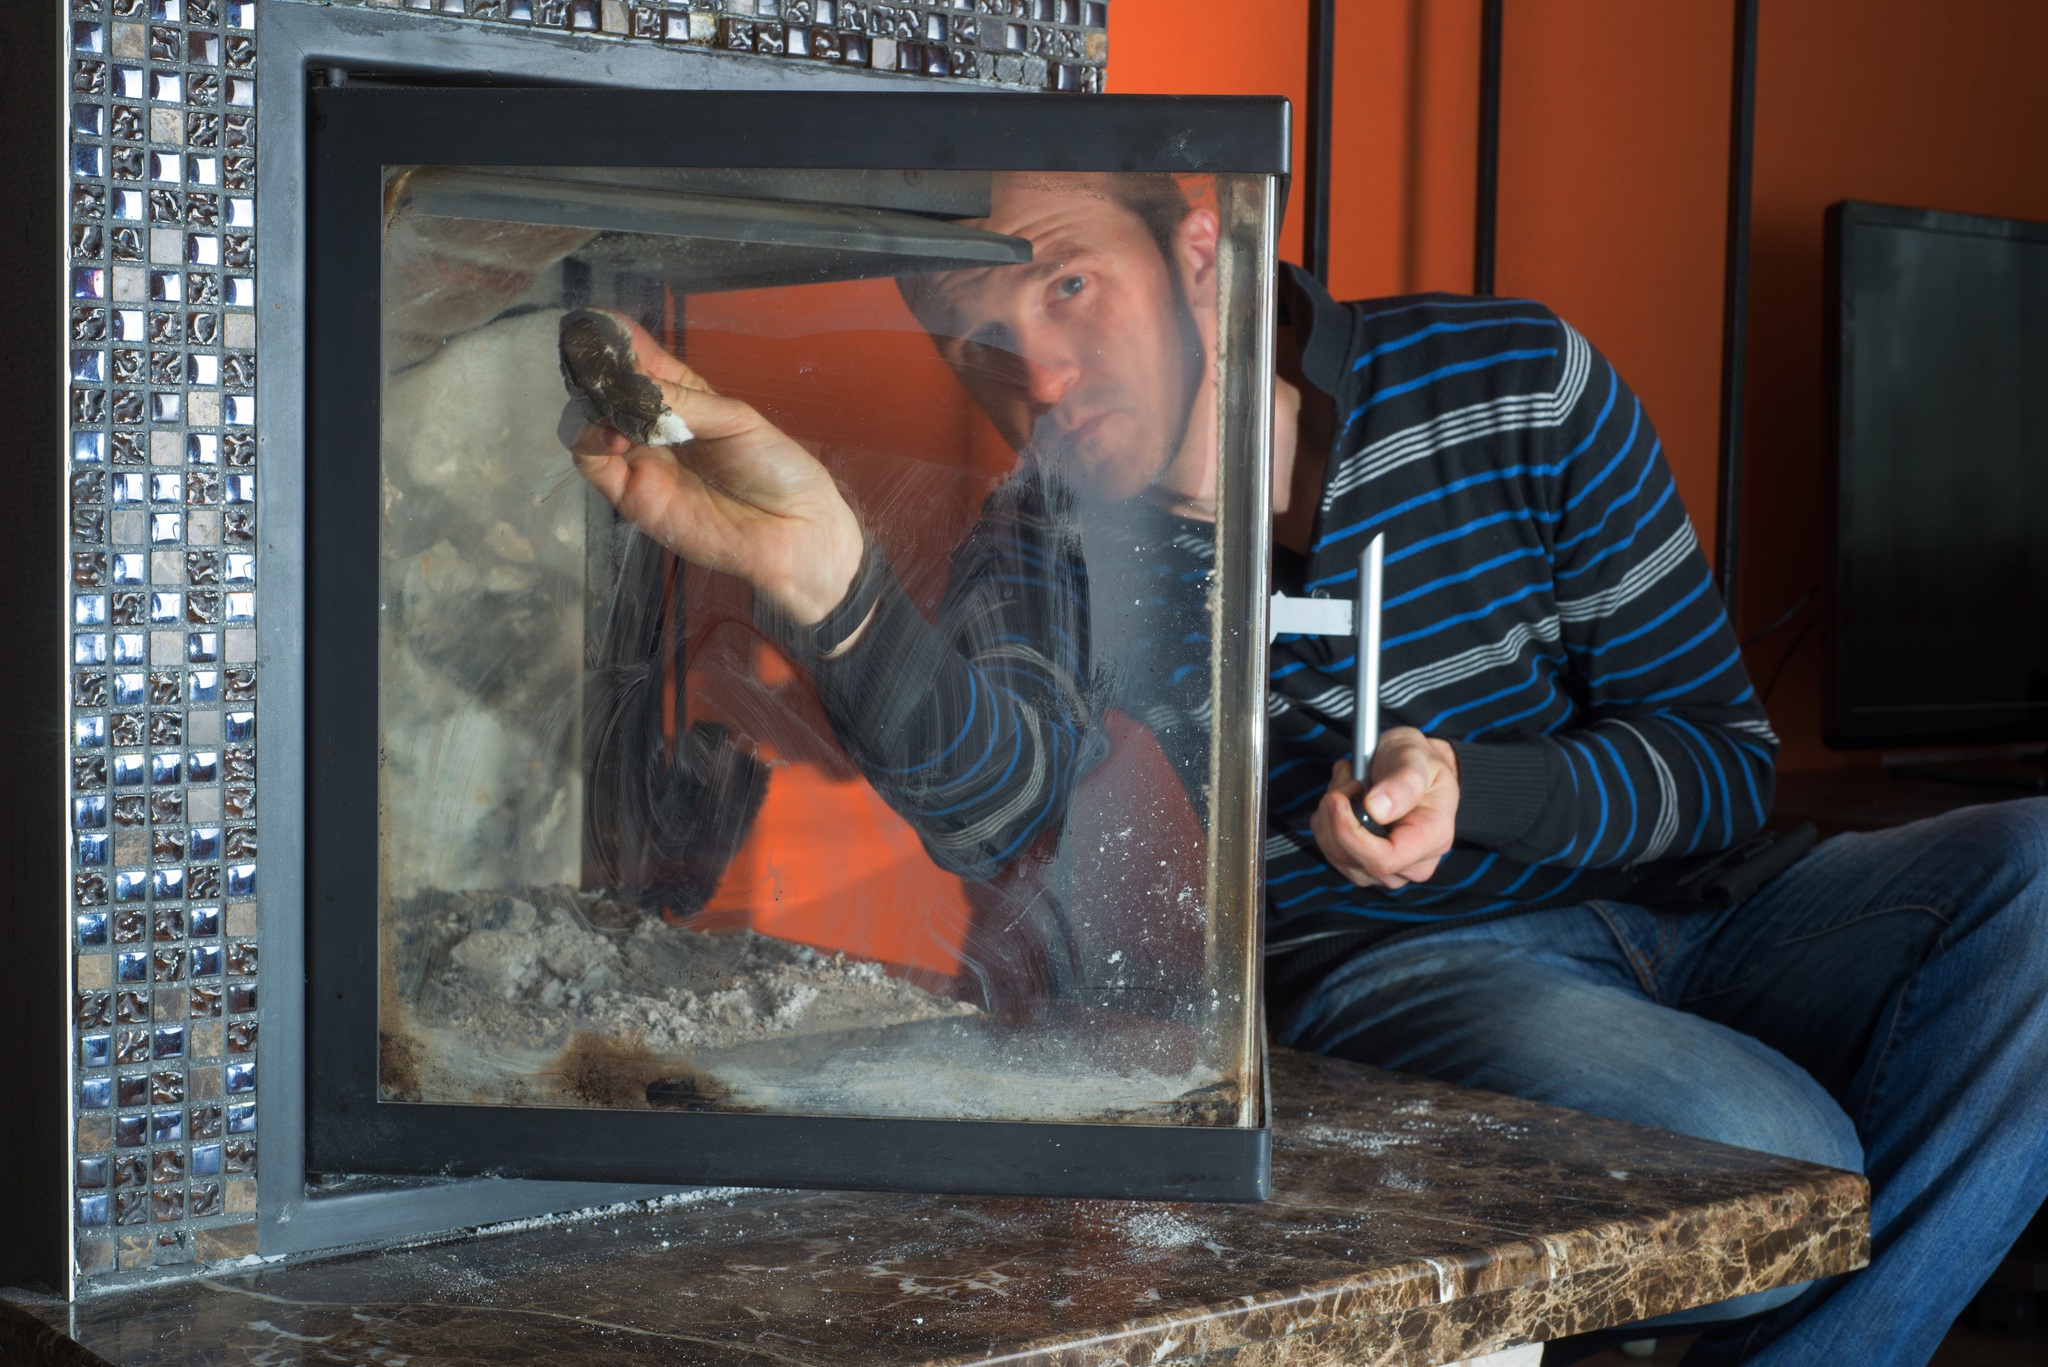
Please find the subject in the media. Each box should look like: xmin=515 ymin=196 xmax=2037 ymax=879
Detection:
xmin=1326 ymin=759 xmax=1365 ymax=796
xmin=559 ymin=401 xmax=633 ymax=459
xmin=1314 ymin=790 xmax=1402 ymax=884
xmin=1374 ymin=806 xmax=1454 ymax=874
xmin=1316 ymin=785 xmax=1452 ymax=885
xmin=610 ymin=312 xmax=715 ymax=392
xmin=650 ymin=375 xmax=775 ymax=446
xmin=1364 ymin=732 xmax=1436 ymax=826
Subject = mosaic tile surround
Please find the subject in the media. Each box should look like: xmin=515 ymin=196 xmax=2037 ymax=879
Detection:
xmin=61 ymin=0 xmax=1109 ymax=1291
xmin=372 ymin=0 xmax=1108 ymax=91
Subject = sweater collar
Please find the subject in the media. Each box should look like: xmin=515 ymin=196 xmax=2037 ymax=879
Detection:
xmin=1278 ymin=260 xmax=1352 ymax=402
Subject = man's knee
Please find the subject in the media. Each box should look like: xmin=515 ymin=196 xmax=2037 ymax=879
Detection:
xmin=1927 ymin=796 xmax=2048 ymax=906
xmin=1984 ymin=796 xmax=2048 ymax=898
xmin=1925 ymin=798 xmax=2048 ymax=960
xmin=1640 ymin=1063 xmax=1863 ymax=1175
xmin=1285 ymin=940 xmax=1863 ymax=1174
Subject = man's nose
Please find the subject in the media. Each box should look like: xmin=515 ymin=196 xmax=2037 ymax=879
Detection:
xmin=1017 ymin=352 xmax=1079 ymax=410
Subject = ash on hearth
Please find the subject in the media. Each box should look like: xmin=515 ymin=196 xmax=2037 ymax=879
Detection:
xmin=380 ymin=883 xmax=1229 ymax=1124
xmin=383 ymin=884 xmax=975 ymax=1106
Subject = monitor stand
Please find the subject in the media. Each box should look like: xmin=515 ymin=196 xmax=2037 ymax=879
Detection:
xmin=1890 ymin=750 xmax=2048 ymax=792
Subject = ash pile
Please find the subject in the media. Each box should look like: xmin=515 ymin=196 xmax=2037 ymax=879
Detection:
xmin=391 ymin=885 xmax=974 ymax=1058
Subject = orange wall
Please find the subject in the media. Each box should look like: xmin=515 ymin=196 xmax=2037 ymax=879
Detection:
xmin=1112 ymin=0 xmax=2048 ymax=771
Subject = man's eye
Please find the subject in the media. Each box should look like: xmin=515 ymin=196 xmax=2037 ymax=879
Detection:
xmin=1057 ymin=275 xmax=1087 ymax=299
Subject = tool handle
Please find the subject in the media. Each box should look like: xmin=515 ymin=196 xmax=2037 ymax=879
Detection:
xmin=1349 ymin=793 xmax=1391 ymax=839
xmin=1353 ymin=534 xmax=1387 ymax=836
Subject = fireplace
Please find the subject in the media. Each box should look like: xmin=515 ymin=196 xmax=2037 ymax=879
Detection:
xmin=305 ymin=87 xmax=1284 ymax=1198
xmin=1 ymin=0 xmax=1287 ymax=1294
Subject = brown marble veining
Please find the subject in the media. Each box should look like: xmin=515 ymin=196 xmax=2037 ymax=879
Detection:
xmin=1 ymin=1050 xmax=1869 ymax=1367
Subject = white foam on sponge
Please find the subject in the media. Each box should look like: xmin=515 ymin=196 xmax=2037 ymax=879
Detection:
xmin=650 ymin=409 xmax=695 ymax=446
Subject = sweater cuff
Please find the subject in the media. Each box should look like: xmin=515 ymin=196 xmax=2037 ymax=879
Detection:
xmin=801 ymin=570 xmax=952 ymax=766
xmin=1446 ymin=739 xmax=1560 ymax=852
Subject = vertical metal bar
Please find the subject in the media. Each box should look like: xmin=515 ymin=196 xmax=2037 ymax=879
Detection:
xmin=1352 ymin=534 xmax=1385 ymax=780
xmin=1715 ymin=0 xmax=1760 ymax=612
xmin=1303 ymin=0 xmax=1337 ymax=282
xmin=1352 ymin=534 xmax=1388 ymax=835
xmin=1473 ymin=0 xmax=1504 ymax=295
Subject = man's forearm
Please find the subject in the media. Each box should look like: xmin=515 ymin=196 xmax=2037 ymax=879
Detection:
xmin=1446 ymin=712 xmax=1775 ymax=870
xmin=802 ymin=569 xmax=1086 ymax=881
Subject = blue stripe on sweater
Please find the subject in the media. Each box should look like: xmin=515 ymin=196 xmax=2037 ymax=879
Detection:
xmin=1350 ymin=316 xmax=1560 ymax=372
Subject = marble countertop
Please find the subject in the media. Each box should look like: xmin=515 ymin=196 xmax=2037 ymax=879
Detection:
xmin=2 ymin=1049 xmax=1869 ymax=1367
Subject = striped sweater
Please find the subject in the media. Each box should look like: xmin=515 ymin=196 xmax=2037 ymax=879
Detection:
xmin=1262 ymin=268 xmax=1776 ymax=950
xmin=809 ymin=267 xmax=1774 ymax=966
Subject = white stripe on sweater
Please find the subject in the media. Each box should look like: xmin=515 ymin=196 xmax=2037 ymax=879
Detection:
xmin=1555 ymin=523 xmax=1695 ymax=622
xmin=1326 ymin=324 xmax=1592 ymax=502
xmin=1382 ymin=615 xmax=1562 ymax=710
xmin=1292 ymin=684 xmax=1355 ymax=720
xmin=1616 ymin=721 xmax=1681 ymax=865
xmin=1727 ymin=717 xmax=1780 ymax=745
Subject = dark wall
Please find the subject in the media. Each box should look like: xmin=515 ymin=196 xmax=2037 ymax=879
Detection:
xmin=0 ymin=0 xmax=72 ymax=1295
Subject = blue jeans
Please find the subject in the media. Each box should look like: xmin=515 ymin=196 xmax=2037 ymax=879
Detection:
xmin=1276 ymin=799 xmax=2048 ymax=1367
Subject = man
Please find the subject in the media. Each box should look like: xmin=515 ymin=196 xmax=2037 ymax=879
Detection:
xmin=567 ymin=172 xmax=2048 ymax=1366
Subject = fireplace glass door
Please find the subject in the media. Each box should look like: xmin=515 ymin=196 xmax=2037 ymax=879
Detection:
xmin=309 ymin=89 xmax=1281 ymax=1198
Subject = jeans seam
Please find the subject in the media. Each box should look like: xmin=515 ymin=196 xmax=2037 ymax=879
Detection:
xmin=1589 ymin=900 xmax=1661 ymax=998
xmin=1853 ymin=918 xmax=1950 ymax=1133
xmin=1766 ymin=901 xmax=1954 ymax=949
xmin=1645 ymin=910 xmax=1679 ymax=985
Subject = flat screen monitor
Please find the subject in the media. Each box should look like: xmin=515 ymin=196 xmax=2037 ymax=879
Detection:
xmin=1828 ymin=200 xmax=2048 ymax=747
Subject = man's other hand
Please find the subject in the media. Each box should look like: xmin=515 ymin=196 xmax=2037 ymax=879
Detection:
xmin=562 ymin=313 xmax=865 ymax=627
xmin=1311 ymin=728 xmax=1460 ymax=889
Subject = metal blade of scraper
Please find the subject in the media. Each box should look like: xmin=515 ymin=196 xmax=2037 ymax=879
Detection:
xmin=1351 ymin=533 xmax=1389 ymax=836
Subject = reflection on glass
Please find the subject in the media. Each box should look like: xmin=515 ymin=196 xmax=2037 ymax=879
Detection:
xmin=378 ymin=165 xmax=1269 ymax=1126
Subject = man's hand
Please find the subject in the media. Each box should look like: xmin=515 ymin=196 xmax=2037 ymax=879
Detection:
xmin=562 ymin=313 xmax=864 ymax=626
xmin=1310 ymin=727 xmax=1460 ymax=889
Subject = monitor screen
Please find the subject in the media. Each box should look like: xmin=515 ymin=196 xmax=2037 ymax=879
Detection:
xmin=1829 ymin=201 xmax=2048 ymax=746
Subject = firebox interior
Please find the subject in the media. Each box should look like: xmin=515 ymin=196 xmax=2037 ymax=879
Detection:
xmin=307 ymin=88 xmax=1283 ymax=1199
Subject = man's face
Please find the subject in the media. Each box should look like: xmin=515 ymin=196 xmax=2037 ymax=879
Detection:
xmin=910 ymin=176 xmax=1211 ymax=503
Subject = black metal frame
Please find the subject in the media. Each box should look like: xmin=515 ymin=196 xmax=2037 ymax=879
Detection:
xmin=1302 ymin=0 xmax=1336 ymax=283
xmin=307 ymin=86 xmax=1283 ymax=1201
xmin=1473 ymin=0 xmax=1504 ymax=297
xmin=1713 ymin=0 xmax=1759 ymax=611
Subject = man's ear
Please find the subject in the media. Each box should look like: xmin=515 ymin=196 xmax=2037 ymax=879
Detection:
xmin=1173 ymin=206 xmax=1221 ymax=303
